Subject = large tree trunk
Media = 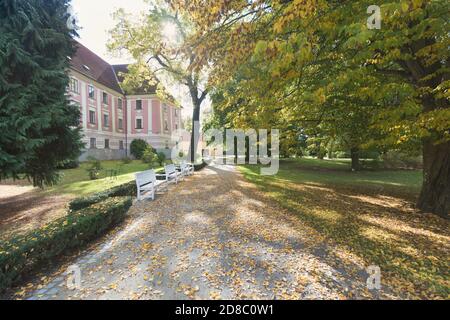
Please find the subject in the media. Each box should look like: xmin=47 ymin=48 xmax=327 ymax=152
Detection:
xmin=417 ymin=140 xmax=450 ymax=218
xmin=350 ymin=147 xmax=360 ymax=171
xmin=414 ymin=88 xmax=450 ymax=218
xmin=189 ymin=103 xmax=201 ymax=163
xmin=396 ymin=36 xmax=449 ymax=217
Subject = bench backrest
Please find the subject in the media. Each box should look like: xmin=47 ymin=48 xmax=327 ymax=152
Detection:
xmin=135 ymin=170 xmax=156 ymax=187
xmin=165 ymin=164 xmax=176 ymax=174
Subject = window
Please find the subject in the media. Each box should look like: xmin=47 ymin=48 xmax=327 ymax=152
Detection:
xmin=119 ymin=141 xmax=124 ymax=150
xmin=174 ymin=109 xmax=178 ymax=117
xmin=90 ymin=138 xmax=96 ymax=149
xmin=118 ymin=118 xmax=123 ymax=130
xmin=69 ymin=78 xmax=79 ymax=93
xmin=104 ymin=139 xmax=110 ymax=149
xmin=175 ymin=123 xmax=178 ymax=130
xmin=136 ymin=100 xmax=142 ymax=110
xmin=164 ymin=120 xmax=169 ymax=131
xmin=89 ymin=110 xmax=96 ymax=124
xmin=136 ymin=118 xmax=143 ymax=130
xmin=118 ymin=98 xmax=123 ymax=110
xmin=103 ymin=114 xmax=109 ymax=127
xmin=88 ymin=85 xmax=95 ymax=99
xmin=103 ymin=92 xmax=108 ymax=105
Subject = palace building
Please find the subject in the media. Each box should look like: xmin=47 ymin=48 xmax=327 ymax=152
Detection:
xmin=68 ymin=41 xmax=182 ymax=161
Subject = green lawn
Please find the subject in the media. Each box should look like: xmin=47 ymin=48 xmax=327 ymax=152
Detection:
xmin=249 ymin=158 xmax=423 ymax=194
xmin=240 ymin=158 xmax=449 ymax=299
xmin=44 ymin=160 xmax=160 ymax=197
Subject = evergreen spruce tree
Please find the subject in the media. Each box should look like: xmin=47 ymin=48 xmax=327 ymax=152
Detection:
xmin=0 ymin=0 xmax=83 ymax=187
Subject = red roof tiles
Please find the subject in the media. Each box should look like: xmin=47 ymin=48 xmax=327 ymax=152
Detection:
xmin=70 ymin=41 xmax=123 ymax=94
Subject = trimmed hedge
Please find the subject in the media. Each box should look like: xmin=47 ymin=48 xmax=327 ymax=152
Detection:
xmin=194 ymin=161 xmax=208 ymax=171
xmin=69 ymin=181 xmax=136 ymax=211
xmin=0 ymin=196 xmax=132 ymax=292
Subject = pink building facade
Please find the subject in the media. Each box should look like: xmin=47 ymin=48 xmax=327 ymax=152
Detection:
xmin=68 ymin=42 xmax=182 ymax=161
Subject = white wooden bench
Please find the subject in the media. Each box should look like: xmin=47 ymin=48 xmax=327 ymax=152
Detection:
xmin=135 ymin=170 xmax=167 ymax=201
xmin=162 ymin=164 xmax=183 ymax=184
xmin=179 ymin=161 xmax=194 ymax=176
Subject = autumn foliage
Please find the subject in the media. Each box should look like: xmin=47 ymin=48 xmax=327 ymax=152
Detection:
xmin=170 ymin=0 xmax=449 ymax=217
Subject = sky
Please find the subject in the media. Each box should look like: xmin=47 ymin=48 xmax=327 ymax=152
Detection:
xmin=71 ymin=0 xmax=208 ymax=118
xmin=71 ymin=0 xmax=147 ymax=64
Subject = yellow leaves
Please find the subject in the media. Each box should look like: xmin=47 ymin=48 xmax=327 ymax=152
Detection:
xmin=209 ymin=291 xmax=221 ymax=300
xmin=254 ymin=40 xmax=267 ymax=56
xmin=401 ymin=1 xmax=411 ymax=13
xmin=177 ymin=284 xmax=200 ymax=299
xmin=313 ymin=88 xmax=326 ymax=104
xmin=273 ymin=20 xmax=284 ymax=34
xmin=284 ymin=53 xmax=295 ymax=65
xmin=109 ymin=283 xmax=118 ymax=290
xmin=272 ymin=0 xmax=319 ymax=34
xmin=285 ymin=69 xmax=298 ymax=80
xmin=271 ymin=69 xmax=281 ymax=78
xmin=141 ymin=242 xmax=153 ymax=251
xmin=417 ymin=108 xmax=450 ymax=141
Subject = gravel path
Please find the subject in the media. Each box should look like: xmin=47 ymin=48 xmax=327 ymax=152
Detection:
xmin=17 ymin=165 xmax=390 ymax=300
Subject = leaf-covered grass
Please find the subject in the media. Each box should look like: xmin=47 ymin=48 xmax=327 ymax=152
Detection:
xmin=0 ymin=196 xmax=132 ymax=293
xmin=240 ymin=158 xmax=449 ymax=299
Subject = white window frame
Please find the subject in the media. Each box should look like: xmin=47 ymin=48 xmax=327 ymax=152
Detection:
xmin=102 ymin=92 xmax=108 ymax=105
xmin=136 ymin=100 xmax=142 ymax=110
xmin=136 ymin=117 xmax=143 ymax=130
xmin=88 ymin=85 xmax=95 ymax=99
xmin=103 ymin=113 xmax=109 ymax=128
xmin=89 ymin=110 xmax=96 ymax=124
xmin=90 ymin=138 xmax=96 ymax=149
xmin=70 ymin=78 xmax=79 ymax=94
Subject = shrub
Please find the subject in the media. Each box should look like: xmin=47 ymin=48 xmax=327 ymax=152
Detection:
xmin=335 ymin=151 xmax=351 ymax=159
xmin=359 ymin=150 xmax=381 ymax=160
xmin=194 ymin=161 xmax=208 ymax=171
xmin=156 ymin=152 xmax=167 ymax=166
xmin=382 ymin=151 xmax=423 ymax=169
xmin=68 ymin=181 xmax=136 ymax=211
xmin=57 ymin=159 xmax=80 ymax=170
xmin=142 ymin=147 xmax=157 ymax=164
xmin=130 ymin=139 xmax=149 ymax=160
xmin=0 ymin=197 xmax=132 ymax=292
xmin=86 ymin=157 xmax=102 ymax=180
